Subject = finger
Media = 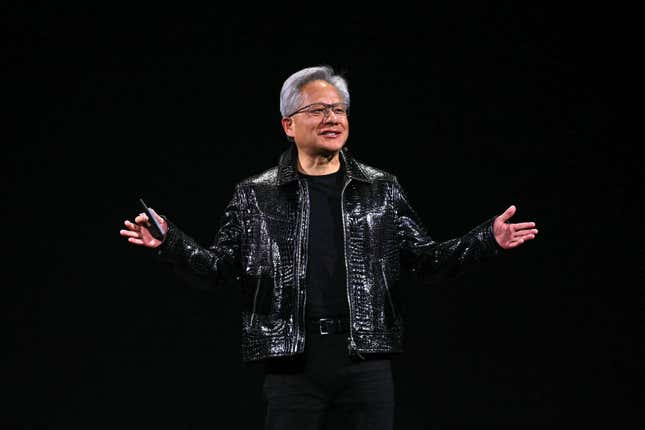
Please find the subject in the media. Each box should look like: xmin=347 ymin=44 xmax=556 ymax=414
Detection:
xmin=128 ymin=237 xmax=145 ymax=246
xmin=507 ymin=233 xmax=537 ymax=248
xmin=134 ymin=212 xmax=149 ymax=225
xmin=517 ymin=233 xmax=536 ymax=241
xmin=513 ymin=230 xmax=537 ymax=240
xmin=124 ymin=221 xmax=143 ymax=233
xmin=505 ymin=238 xmax=525 ymax=248
xmin=120 ymin=229 xmax=140 ymax=238
xmin=510 ymin=222 xmax=536 ymax=231
xmin=498 ymin=205 xmax=516 ymax=223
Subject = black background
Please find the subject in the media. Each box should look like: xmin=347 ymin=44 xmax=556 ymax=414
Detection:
xmin=5 ymin=6 xmax=641 ymax=430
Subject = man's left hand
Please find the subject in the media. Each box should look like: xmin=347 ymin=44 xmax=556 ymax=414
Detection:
xmin=493 ymin=205 xmax=538 ymax=249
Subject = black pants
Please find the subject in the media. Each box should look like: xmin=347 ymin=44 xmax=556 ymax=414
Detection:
xmin=262 ymin=330 xmax=394 ymax=430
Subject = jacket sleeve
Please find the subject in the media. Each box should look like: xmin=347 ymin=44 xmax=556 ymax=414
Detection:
xmin=393 ymin=177 xmax=501 ymax=284
xmin=154 ymin=186 xmax=243 ymax=289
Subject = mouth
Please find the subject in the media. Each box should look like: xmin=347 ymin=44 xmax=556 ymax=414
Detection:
xmin=319 ymin=130 xmax=342 ymax=138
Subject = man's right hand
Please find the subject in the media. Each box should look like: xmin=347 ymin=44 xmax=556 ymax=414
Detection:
xmin=119 ymin=208 xmax=168 ymax=248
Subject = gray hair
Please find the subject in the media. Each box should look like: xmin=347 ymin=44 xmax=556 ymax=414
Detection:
xmin=279 ymin=65 xmax=350 ymax=117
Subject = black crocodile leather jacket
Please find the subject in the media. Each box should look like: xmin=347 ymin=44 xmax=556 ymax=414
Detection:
xmin=157 ymin=145 xmax=500 ymax=362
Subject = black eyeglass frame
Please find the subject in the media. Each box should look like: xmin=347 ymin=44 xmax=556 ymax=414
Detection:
xmin=287 ymin=102 xmax=350 ymax=118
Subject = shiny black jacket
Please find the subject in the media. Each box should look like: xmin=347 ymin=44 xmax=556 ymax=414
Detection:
xmin=157 ymin=146 xmax=500 ymax=362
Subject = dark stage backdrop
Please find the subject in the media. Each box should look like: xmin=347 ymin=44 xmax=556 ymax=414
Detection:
xmin=5 ymin=7 xmax=639 ymax=430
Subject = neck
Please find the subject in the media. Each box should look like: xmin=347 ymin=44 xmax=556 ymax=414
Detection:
xmin=296 ymin=149 xmax=341 ymax=176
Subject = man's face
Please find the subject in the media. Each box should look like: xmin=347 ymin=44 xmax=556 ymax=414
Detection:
xmin=281 ymin=80 xmax=349 ymax=156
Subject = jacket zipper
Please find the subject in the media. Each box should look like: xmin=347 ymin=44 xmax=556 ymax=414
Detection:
xmin=341 ymin=178 xmax=364 ymax=359
xmin=293 ymin=179 xmax=308 ymax=354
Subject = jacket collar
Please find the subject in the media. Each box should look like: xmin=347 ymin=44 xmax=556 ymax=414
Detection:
xmin=277 ymin=145 xmax=371 ymax=186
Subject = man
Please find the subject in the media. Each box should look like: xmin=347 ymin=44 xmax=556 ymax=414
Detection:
xmin=120 ymin=65 xmax=538 ymax=429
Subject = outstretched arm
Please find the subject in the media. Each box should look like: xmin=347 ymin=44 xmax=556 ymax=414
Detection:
xmin=492 ymin=205 xmax=538 ymax=249
xmin=393 ymin=178 xmax=539 ymax=284
xmin=394 ymin=178 xmax=500 ymax=283
xmin=118 ymin=188 xmax=243 ymax=288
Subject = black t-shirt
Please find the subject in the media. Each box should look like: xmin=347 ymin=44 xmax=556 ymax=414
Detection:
xmin=299 ymin=169 xmax=349 ymax=320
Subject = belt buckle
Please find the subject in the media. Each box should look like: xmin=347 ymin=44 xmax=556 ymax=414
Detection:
xmin=319 ymin=318 xmax=334 ymax=335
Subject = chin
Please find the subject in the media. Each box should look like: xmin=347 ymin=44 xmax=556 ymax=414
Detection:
xmin=318 ymin=138 xmax=346 ymax=153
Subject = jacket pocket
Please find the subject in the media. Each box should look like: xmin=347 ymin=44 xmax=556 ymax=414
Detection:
xmin=250 ymin=275 xmax=262 ymax=325
xmin=380 ymin=259 xmax=398 ymax=320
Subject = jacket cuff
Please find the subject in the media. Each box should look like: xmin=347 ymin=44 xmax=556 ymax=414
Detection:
xmin=486 ymin=216 xmax=505 ymax=254
xmin=155 ymin=218 xmax=181 ymax=261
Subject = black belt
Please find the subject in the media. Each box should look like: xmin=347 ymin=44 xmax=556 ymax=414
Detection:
xmin=307 ymin=316 xmax=350 ymax=335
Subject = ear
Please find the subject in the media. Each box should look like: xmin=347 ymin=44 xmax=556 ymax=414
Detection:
xmin=281 ymin=117 xmax=295 ymax=139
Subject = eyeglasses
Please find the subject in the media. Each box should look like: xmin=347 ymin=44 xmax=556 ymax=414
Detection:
xmin=287 ymin=102 xmax=349 ymax=118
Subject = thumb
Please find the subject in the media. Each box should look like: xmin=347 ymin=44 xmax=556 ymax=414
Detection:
xmin=498 ymin=205 xmax=516 ymax=223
